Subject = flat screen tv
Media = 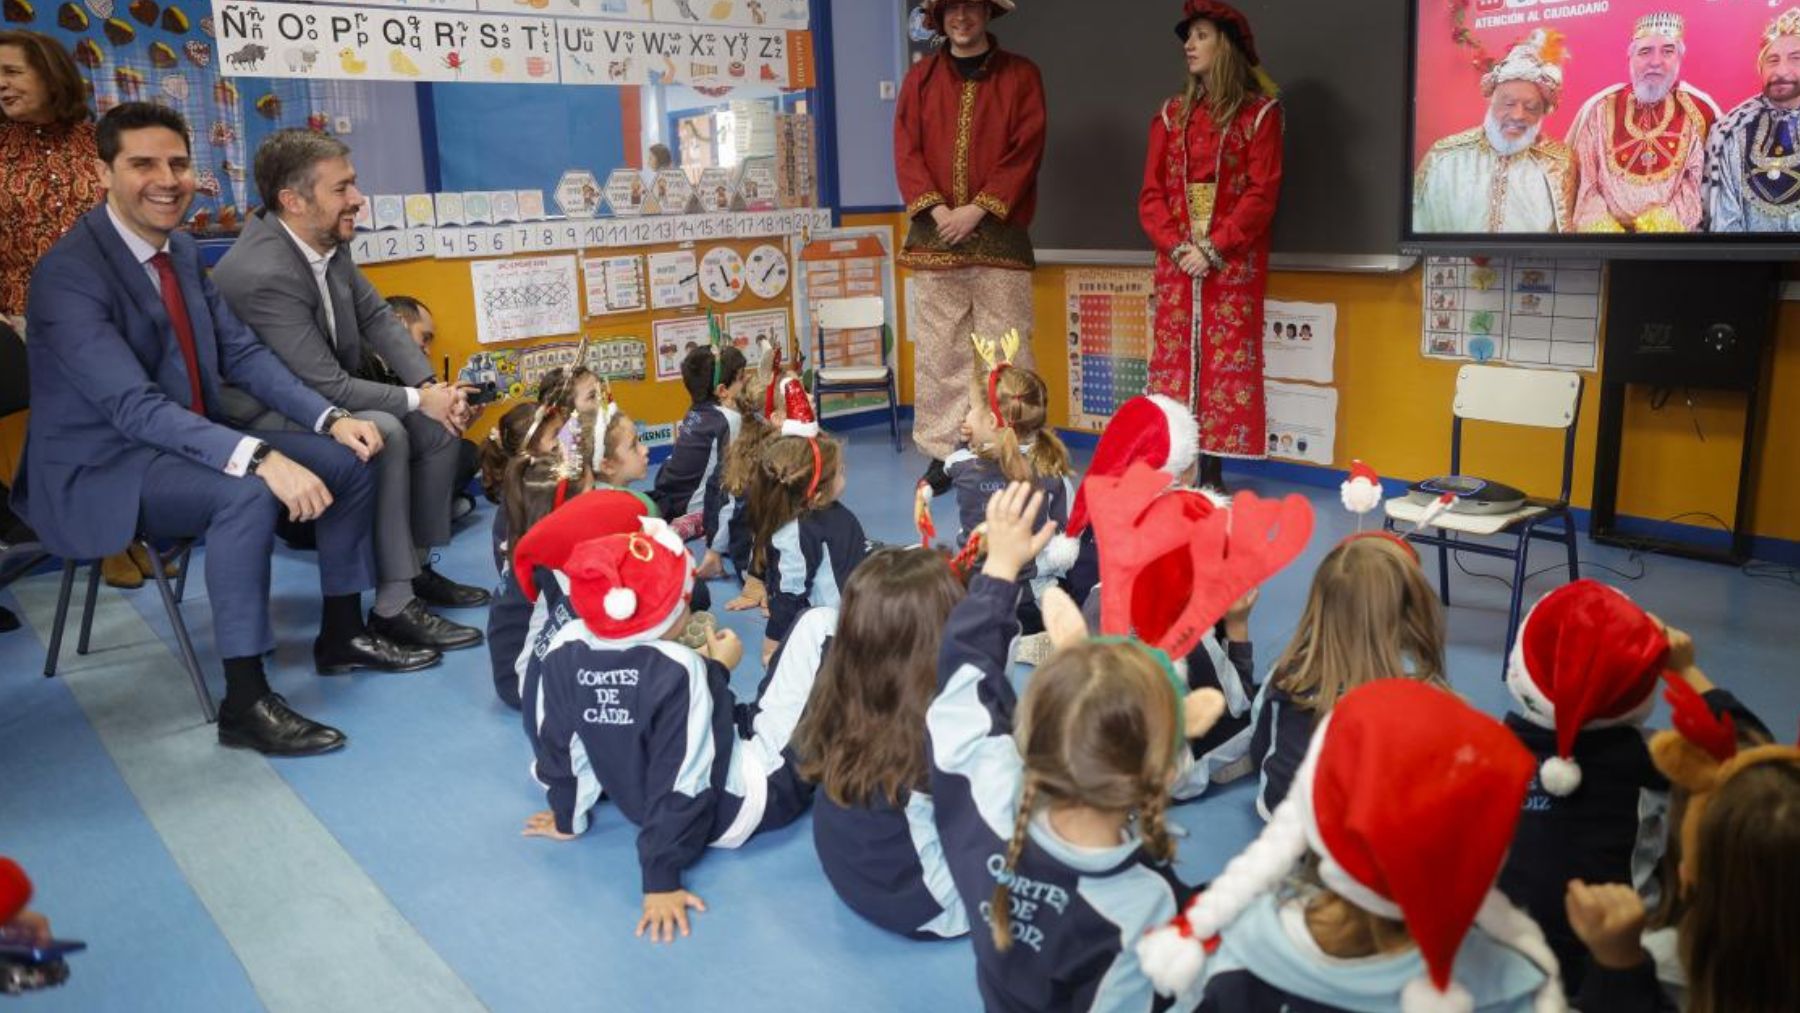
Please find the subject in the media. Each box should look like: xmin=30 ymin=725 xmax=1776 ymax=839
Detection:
xmin=1403 ymin=0 xmax=1800 ymax=257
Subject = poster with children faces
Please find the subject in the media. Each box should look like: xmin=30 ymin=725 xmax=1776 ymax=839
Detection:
xmin=653 ymin=315 xmax=711 ymax=381
xmin=724 ymin=308 xmax=788 ymax=368
xmin=1262 ymin=300 xmax=1336 ymax=385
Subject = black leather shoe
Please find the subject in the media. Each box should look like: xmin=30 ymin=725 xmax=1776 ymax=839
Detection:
xmin=369 ymin=599 xmax=484 ymax=651
xmin=413 ymin=564 xmax=490 ymax=608
xmin=923 ymin=458 xmax=951 ymax=497
xmin=218 ymin=693 xmax=346 ymax=756
xmin=314 ymin=630 xmax=441 ymax=675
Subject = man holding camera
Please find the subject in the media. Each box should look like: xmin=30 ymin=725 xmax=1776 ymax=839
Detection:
xmin=214 ymin=130 xmax=487 ymax=656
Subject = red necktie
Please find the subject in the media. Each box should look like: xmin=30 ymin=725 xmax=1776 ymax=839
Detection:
xmin=150 ymin=252 xmax=206 ymax=415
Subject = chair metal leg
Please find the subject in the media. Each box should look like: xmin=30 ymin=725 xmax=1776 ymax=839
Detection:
xmin=75 ymin=562 xmax=101 ymax=655
xmin=1436 ymin=539 xmax=1451 ymax=606
xmin=148 ymin=557 xmax=216 ymax=723
xmin=1503 ymin=532 xmax=1533 ymax=676
xmin=43 ymin=560 xmax=78 ymax=678
xmin=1562 ymin=515 xmax=1580 ymax=583
xmin=886 ymin=377 xmax=901 ymax=453
xmin=172 ymin=542 xmax=192 ymax=603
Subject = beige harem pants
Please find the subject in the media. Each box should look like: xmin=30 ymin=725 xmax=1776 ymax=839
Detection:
xmin=908 ymin=265 xmax=1035 ymax=460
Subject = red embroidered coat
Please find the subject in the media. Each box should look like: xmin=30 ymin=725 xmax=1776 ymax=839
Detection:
xmin=893 ymin=38 xmax=1046 ymax=271
xmin=1139 ymin=93 xmax=1283 ymax=459
xmin=0 ymin=120 xmax=103 ymax=317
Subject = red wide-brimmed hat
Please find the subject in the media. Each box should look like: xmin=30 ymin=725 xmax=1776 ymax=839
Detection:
xmin=1174 ymin=0 xmax=1260 ymax=66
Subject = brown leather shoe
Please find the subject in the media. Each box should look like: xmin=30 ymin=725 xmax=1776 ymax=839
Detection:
xmin=127 ymin=542 xmax=180 ymax=579
xmin=101 ymin=551 xmax=143 ymax=590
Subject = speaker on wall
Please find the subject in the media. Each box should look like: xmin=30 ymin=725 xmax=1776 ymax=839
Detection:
xmin=1601 ymin=261 xmax=1780 ymax=391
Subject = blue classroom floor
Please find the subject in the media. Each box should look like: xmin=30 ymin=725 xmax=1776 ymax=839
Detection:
xmin=1 ymin=424 xmax=1796 ymax=1011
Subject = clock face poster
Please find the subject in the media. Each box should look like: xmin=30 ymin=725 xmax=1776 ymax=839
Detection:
xmin=1410 ymin=1 xmax=1800 ymax=236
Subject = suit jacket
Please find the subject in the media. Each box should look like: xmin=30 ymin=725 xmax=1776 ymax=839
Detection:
xmin=16 ymin=206 xmax=332 ymax=558
xmin=211 ymin=209 xmax=431 ymax=422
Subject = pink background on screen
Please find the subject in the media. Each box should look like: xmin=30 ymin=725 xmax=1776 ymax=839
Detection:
xmin=1412 ymin=0 xmax=1792 ymax=166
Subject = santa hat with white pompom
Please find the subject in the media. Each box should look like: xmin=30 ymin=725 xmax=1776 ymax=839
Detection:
xmin=1504 ymin=579 xmax=1670 ymax=797
xmin=563 ymin=517 xmax=696 ymax=643
xmin=1137 ymin=680 xmax=1566 ymax=1012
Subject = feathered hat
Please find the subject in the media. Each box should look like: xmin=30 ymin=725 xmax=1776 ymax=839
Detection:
xmin=1482 ymin=29 xmax=1568 ymax=109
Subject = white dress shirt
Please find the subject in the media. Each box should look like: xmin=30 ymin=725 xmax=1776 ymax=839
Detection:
xmin=106 ymin=204 xmax=340 ymax=474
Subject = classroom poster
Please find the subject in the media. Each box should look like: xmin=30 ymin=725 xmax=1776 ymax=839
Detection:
xmin=653 ymin=316 xmax=713 ymax=381
xmin=469 ymin=255 xmax=581 ymax=345
xmin=648 ymin=250 xmax=700 ymax=309
xmin=1262 ymin=300 xmax=1336 ymax=385
xmin=1064 ymin=269 xmax=1154 ymax=433
xmin=586 ymin=337 xmax=648 ymax=382
xmin=724 ymin=308 xmax=789 ymax=368
xmin=583 ymin=254 xmax=647 ymax=316
xmin=1422 ymin=256 xmax=1602 ymax=370
xmin=1264 ymin=381 xmax=1338 ymax=466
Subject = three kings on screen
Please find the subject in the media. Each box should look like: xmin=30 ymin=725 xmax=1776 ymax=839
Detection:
xmin=1412 ymin=9 xmax=1800 ymax=234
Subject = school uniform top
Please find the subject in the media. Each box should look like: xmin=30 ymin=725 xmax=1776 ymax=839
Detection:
xmin=788 ymin=607 xmax=968 ymax=940
xmin=652 ymin=399 xmax=740 ymax=539
xmin=1497 ymin=716 xmax=1669 ymax=997
xmin=1247 ymin=680 xmax=1315 ymax=821
xmin=762 ymin=501 xmax=869 ymax=644
xmin=929 ymin=573 xmax=1193 ymax=1012
xmin=1195 ymin=893 xmax=1551 ymax=1012
xmin=528 ymin=629 xmax=743 ymax=893
xmin=945 ymin=446 xmax=1075 ymax=546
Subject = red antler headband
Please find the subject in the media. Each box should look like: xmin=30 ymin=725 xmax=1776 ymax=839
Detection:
xmin=971 ymin=329 xmax=1023 ymax=430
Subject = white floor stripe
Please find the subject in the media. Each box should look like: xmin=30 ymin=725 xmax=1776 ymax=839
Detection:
xmin=16 ymin=575 xmax=488 ymax=1013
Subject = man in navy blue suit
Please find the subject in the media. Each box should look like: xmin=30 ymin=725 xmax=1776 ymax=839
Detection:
xmin=15 ymin=103 xmax=438 ymax=757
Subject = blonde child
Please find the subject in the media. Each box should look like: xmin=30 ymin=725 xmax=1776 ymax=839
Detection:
xmin=927 ymin=481 xmax=1224 ymax=1011
xmin=521 ymin=520 xmax=820 ymax=942
xmin=750 ymin=380 xmax=867 ymax=662
xmin=1246 ymin=531 xmax=1447 ymax=818
xmin=1136 ymin=679 xmax=1565 ymax=1011
xmin=791 ymin=547 xmax=969 ymax=939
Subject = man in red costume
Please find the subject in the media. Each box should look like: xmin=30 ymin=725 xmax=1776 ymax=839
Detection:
xmin=894 ymin=0 xmax=1046 ymax=493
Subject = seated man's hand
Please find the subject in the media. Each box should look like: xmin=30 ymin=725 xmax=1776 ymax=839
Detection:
xmin=256 ymin=452 xmax=334 ymax=522
xmin=417 ymin=383 xmax=464 ymax=436
xmin=328 ymin=416 xmax=384 ymax=462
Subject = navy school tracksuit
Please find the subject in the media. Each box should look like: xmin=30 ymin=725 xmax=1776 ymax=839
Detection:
xmin=761 ymin=501 xmax=869 ymax=646
xmin=781 ymin=606 xmax=968 ymax=940
xmin=526 ymin=612 xmax=820 ymax=892
xmin=487 ymin=507 xmax=527 ymax=708
xmin=653 ymin=400 xmax=740 ymax=539
xmin=928 ymin=572 xmax=1195 ymax=1012
xmin=1497 ymin=686 xmax=1768 ymax=998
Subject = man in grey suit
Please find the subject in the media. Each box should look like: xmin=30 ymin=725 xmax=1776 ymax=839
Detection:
xmin=214 ymin=130 xmax=484 ymax=652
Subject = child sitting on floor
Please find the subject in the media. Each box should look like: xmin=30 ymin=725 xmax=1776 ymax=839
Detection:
xmin=521 ymin=518 xmax=820 ymax=943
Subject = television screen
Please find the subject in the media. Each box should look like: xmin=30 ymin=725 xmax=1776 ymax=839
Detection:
xmin=1406 ymin=1 xmax=1800 ymax=248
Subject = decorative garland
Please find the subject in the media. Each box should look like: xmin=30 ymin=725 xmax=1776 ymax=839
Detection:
xmin=1445 ymin=0 xmax=1499 ymax=74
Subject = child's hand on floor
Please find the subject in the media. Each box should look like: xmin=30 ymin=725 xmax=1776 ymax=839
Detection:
xmin=521 ymin=810 xmax=577 ymax=842
xmin=1565 ymin=880 xmax=1649 ymax=970
xmin=638 ymin=889 xmax=707 ymax=943
xmin=980 ymin=482 xmax=1055 ymax=583
xmin=700 ymin=627 xmax=743 ymax=670
xmin=725 ymin=574 xmax=767 ymax=612
xmin=1224 ymin=588 xmax=1259 ymax=643
xmin=695 ymin=550 xmax=725 ymax=580
xmin=1184 ymin=688 xmax=1227 ymax=740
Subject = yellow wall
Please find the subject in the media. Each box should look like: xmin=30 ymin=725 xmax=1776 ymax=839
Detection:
xmin=853 ymin=211 xmax=1800 ymax=544
xmin=7 ymin=211 xmax=1787 ymax=547
xmin=362 ymin=237 xmax=796 ymax=442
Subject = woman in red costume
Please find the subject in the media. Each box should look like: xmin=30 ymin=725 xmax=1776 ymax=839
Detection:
xmin=1138 ymin=0 xmax=1282 ymax=492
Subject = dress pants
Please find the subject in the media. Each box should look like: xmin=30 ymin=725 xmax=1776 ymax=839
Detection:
xmin=136 ymin=430 xmax=376 ymax=659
